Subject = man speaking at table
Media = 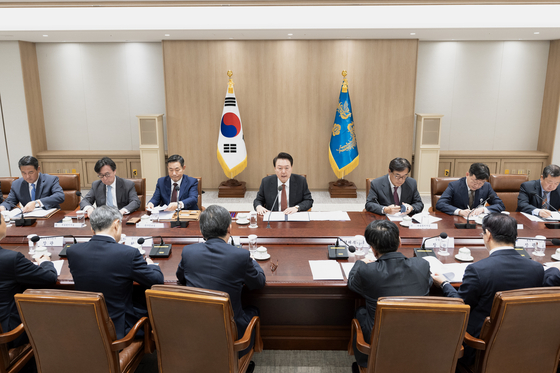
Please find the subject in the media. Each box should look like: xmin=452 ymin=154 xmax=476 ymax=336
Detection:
xmin=253 ymin=152 xmax=313 ymax=215
xmin=67 ymin=205 xmax=163 ymax=339
xmin=147 ymin=154 xmax=199 ymax=211
xmin=80 ymin=157 xmax=140 ymax=217
xmin=365 ymin=157 xmax=423 ymax=215
xmin=0 ymin=156 xmax=64 ymax=213
xmin=436 ymin=163 xmax=504 ymax=216
xmin=432 ymin=213 xmax=544 ymax=366
xmin=517 ymin=164 xmax=560 ymax=218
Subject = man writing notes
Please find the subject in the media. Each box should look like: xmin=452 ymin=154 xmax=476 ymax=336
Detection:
xmin=176 ymin=205 xmax=265 ymax=358
xmin=436 ymin=163 xmax=505 ymax=216
xmin=80 ymin=157 xmax=140 ymax=217
xmin=0 ymin=156 xmax=64 ymax=213
xmin=348 ymin=220 xmax=432 ymax=371
xmin=517 ymin=164 xmax=560 ymax=218
xmin=365 ymin=157 xmax=423 ymax=215
xmin=432 ymin=214 xmax=544 ymax=366
xmin=253 ymin=152 xmax=313 ymax=215
xmin=67 ymin=206 xmax=163 ymax=340
xmin=147 ymin=154 xmax=199 ymax=211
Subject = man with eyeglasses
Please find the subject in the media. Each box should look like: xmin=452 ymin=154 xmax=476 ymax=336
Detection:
xmin=517 ymin=164 xmax=560 ymax=218
xmin=80 ymin=157 xmax=140 ymax=217
xmin=365 ymin=157 xmax=423 ymax=215
xmin=436 ymin=162 xmax=504 ymax=216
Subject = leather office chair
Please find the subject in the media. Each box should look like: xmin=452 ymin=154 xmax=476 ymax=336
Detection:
xmin=431 ymin=177 xmax=460 ymax=212
xmin=15 ymin=289 xmax=150 ymax=373
xmin=460 ymin=287 xmax=560 ymax=373
xmin=350 ymin=296 xmax=469 ymax=373
xmin=193 ymin=176 xmax=204 ymax=211
xmin=0 ymin=324 xmax=33 ymax=373
xmin=488 ymin=174 xmax=528 ymax=212
xmin=145 ymin=285 xmax=262 ymax=373
xmin=0 ymin=177 xmax=18 ymax=201
xmin=125 ymin=178 xmax=146 ymax=212
xmin=51 ymin=173 xmax=81 ymax=210
xmin=365 ymin=178 xmax=374 ymax=194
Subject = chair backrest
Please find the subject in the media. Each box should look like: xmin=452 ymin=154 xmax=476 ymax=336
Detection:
xmin=0 ymin=177 xmax=18 ymax=201
xmin=367 ymin=296 xmax=469 ymax=373
xmin=431 ymin=177 xmax=460 ymax=211
xmin=146 ymin=285 xmax=239 ymax=373
xmin=15 ymin=289 xmax=121 ymax=373
xmin=475 ymin=287 xmax=560 ymax=373
xmin=193 ymin=177 xmax=202 ymax=210
xmin=51 ymin=173 xmax=80 ymax=210
xmin=0 ymin=323 xmax=33 ymax=373
xmin=488 ymin=174 xmax=528 ymax=212
xmin=366 ymin=178 xmax=374 ymax=193
xmin=125 ymin=178 xmax=146 ymax=211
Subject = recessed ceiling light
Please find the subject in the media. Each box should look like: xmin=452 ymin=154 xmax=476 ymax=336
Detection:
xmin=410 ymin=33 xmax=416 ymax=35
xmin=534 ymin=32 xmax=540 ymax=35
xmin=164 ymin=34 xmax=170 ymax=37
xmin=229 ymin=38 xmax=233 ymax=39
xmin=43 ymin=35 xmax=48 ymax=37
xmin=288 ymin=33 xmax=293 ymax=36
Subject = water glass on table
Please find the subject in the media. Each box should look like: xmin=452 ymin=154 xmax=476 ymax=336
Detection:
xmin=248 ymin=234 xmax=258 ymax=257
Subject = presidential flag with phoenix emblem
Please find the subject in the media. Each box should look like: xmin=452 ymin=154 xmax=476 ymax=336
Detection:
xmin=217 ymin=71 xmax=247 ymax=179
xmin=329 ymin=71 xmax=359 ymax=179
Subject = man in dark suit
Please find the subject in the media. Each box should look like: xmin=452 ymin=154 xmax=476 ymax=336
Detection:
xmin=432 ymin=213 xmax=544 ymax=366
xmin=517 ymin=164 xmax=560 ymax=218
xmin=67 ymin=205 xmax=163 ymax=339
xmin=0 ymin=214 xmax=57 ymax=348
xmin=80 ymin=157 xmax=140 ymax=217
xmin=365 ymin=157 xmax=423 ymax=215
xmin=147 ymin=154 xmax=199 ymax=211
xmin=0 ymin=156 xmax=64 ymax=212
xmin=347 ymin=220 xmax=432 ymax=370
xmin=436 ymin=162 xmax=505 ymax=216
xmin=253 ymin=152 xmax=313 ymax=215
xmin=176 ymin=205 xmax=265 ymax=359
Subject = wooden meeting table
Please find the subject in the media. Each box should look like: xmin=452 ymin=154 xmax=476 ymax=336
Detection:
xmin=1 ymin=210 xmax=559 ymax=350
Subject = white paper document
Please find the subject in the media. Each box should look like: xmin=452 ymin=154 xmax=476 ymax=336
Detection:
xmin=147 ymin=205 xmax=169 ymax=212
xmin=386 ymin=213 xmax=404 ymax=222
xmin=52 ymin=260 xmax=64 ymax=275
xmin=309 ymin=260 xmax=344 ymax=280
xmin=544 ymin=211 xmax=560 ymax=221
xmin=340 ymin=262 xmax=355 ymax=279
xmin=307 ymin=211 xmax=351 ymax=221
xmin=412 ymin=213 xmax=442 ymax=224
xmin=25 ymin=208 xmax=57 ymax=218
xmin=156 ymin=211 xmax=175 ymax=220
xmin=264 ymin=212 xmax=310 ymax=222
xmin=422 ymin=256 xmax=470 ymax=283
xmin=520 ymin=212 xmax=543 ymax=222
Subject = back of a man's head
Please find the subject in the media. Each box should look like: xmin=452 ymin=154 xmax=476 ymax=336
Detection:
xmin=364 ymin=220 xmax=400 ymax=254
xmin=90 ymin=205 xmax=122 ymax=233
xmin=482 ymin=213 xmax=517 ymax=246
xmin=200 ymin=205 xmax=232 ymax=240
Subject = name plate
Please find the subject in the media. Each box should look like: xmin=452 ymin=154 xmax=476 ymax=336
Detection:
xmin=517 ymin=224 xmax=523 ymax=229
xmin=35 ymin=236 xmax=65 ymax=247
xmin=516 ymin=238 xmax=545 ymax=248
xmin=136 ymin=222 xmax=165 ymax=228
xmin=54 ymin=223 xmax=86 ymax=228
xmin=123 ymin=236 xmax=154 ymax=247
xmin=422 ymin=237 xmax=455 ymax=248
xmin=409 ymin=224 xmax=438 ymax=230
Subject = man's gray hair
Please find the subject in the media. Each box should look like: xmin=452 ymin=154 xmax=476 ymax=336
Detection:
xmin=199 ymin=205 xmax=232 ymax=240
xmin=90 ymin=205 xmax=122 ymax=232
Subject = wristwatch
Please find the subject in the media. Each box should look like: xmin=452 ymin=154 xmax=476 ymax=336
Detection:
xmin=35 ymin=201 xmax=40 ymax=208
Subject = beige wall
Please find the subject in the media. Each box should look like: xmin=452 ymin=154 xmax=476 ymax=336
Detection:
xmin=163 ymin=40 xmax=418 ymax=190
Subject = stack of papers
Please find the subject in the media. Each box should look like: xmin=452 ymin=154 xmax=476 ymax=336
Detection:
xmin=9 ymin=207 xmax=58 ymax=219
xmin=264 ymin=212 xmax=310 ymax=222
xmin=307 ymin=211 xmax=351 ymax=221
xmin=264 ymin=211 xmax=351 ymax=221
xmin=422 ymin=256 xmax=470 ymax=283
xmin=308 ymin=260 xmax=344 ymax=280
xmin=412 ymin=213 xmax=442 ymax=224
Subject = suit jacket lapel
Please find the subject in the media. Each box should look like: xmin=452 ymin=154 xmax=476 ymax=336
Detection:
xmin=179 ymin=175 xmax=188 ymax=201
xmin=381 ymin=176 xmax=393 ymax=205
xmin=19 ymin=179 xmax=31 ymax=204
xmin=271 ymin=176 xmax=279 ymax=211
xmin=401 ymin=179 xmax=411 ymax=203
xmin=35 ymin=174 xmax=43 ymax=198
xmin=100 ymin=182 xmax=107 ymax=206
xmin=115 ymin=177 xmax=124 ymax=207
xmin=289 ymin=175 xmax=297 ymax=207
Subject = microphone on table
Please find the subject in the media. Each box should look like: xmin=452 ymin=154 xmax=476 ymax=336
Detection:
xmin=414 ymin=232 xmax=447 ymax=258
xmin=14 ymin=207 xmax=36 ymax=227
xmin=30 ymin=234 xmax=78 ymax=257
xmin=421 ymin=232 xmax=448 ymax=249
xmin=328 ymin=237 xmax=356 ymax=259
xmin=170 ymin=187 xmax=188 ymax=228
xmin=149 ymin=236 xmax=172 ymax=258
xmin=455 ymin=193 xmax=494 ymax=229
xmin=266 ymin=185 xmax=283 ymax=229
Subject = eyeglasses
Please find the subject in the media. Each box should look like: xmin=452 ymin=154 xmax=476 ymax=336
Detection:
xmin=392 ymin=172 xmax=409 ymax=181
xmin=98 ymin=172 xmax=113 ymax=179
xmin=270 ymin=260 xmax=279 ymax=273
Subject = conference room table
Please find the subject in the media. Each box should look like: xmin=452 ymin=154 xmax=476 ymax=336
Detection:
xmin=2 ymin=210 xmax=559 ymax=350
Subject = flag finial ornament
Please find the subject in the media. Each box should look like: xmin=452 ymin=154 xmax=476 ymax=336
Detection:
xmin=227 ymin=70 xmax=234 ymax=94
xmin=341 ymin=70 xmax=348 ymax=93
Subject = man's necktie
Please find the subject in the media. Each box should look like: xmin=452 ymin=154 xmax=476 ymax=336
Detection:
xmin=468 ymin=190 xmax=475 ymax=209
xmin=281 ymin=184 xmax=287 ymax=211
xmin=393 ymin=186 xmax=400 ymax=205
xmin=107 ymin=185 xmax=114 ymax=207
xmin=171 ymin=183 xmax=178 ymax=203
xmin=543 ymin=192 xmax=550 ymax=208
xmin=31 ymin=184 xmax=36 ymax=201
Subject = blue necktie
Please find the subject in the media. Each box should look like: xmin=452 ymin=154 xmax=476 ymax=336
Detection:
xmin=31 ymin=184 xmax=36 ymax=201
xmin=107 ymin=185 xmax=114 ymax=207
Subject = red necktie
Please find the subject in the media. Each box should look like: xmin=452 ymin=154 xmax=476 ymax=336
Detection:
xmin=393 ymin=186 xmax=400 ymax=205
xmin=281 ymin=184 xmax=287 ymax=211
xmin=171 ymin=183 xmax=178 ymax=203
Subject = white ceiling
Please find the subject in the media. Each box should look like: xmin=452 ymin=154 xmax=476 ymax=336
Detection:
xmin=1 ymin=4 xmax=560 ymax=43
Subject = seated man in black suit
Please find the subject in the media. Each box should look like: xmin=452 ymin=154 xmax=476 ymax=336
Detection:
xmin=0 ymin=156 xmax=65 ymax=213
xmin=365 ymin=157 xmax=423 ymax=215
xmin=80 ymin=157 xmax=141 ymax=217
xmin=432 ymin=213 xmax=544 ymax=366
xmin=436 ymin=162 xmax=505 ymax=216
xmin=0 ymin=213 xmax=57 ymax=348
xmin=517 ymin=164 xmax=560 ymax=218
xmin=176 ymin=205 xmax=266 ymax=360
xmin=67 ymin=205 xmax=163 ymax=339
xmin=253 ymin=152 xmax=313 ymax=215
xmin=347 ymin=220 xmax=432 ymax=371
